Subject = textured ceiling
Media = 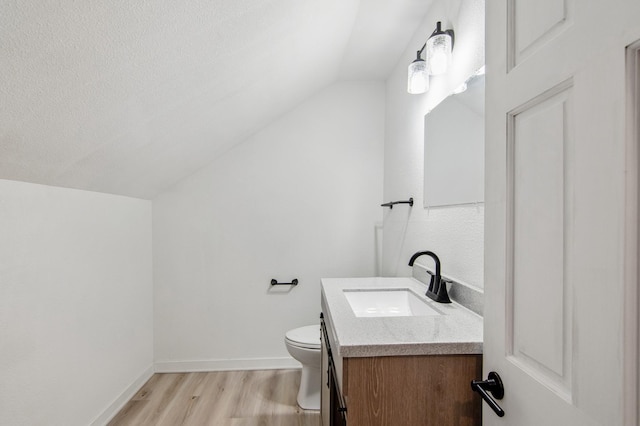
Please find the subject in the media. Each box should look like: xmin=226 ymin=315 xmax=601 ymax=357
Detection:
xmin=1 ymin=0 xmax=429 ymax=198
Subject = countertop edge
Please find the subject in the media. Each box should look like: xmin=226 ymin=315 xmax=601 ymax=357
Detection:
xmin=339 ymin=341 xmax=484 ymax=358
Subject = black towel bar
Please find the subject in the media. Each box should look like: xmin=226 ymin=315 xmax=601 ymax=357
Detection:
xmin=381 ymin=197 xmax=414 ymax=209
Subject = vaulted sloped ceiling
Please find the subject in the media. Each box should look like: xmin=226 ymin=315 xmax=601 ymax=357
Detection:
xmin=1 ymin=0 xmax=428 ymax=198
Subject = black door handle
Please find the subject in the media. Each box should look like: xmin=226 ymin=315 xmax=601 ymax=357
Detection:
xmin=471 ymin=371 xmax=505 ymax=417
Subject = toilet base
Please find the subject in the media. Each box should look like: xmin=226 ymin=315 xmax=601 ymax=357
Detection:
xmin=297 ymin=365 xmax=321 ymax=410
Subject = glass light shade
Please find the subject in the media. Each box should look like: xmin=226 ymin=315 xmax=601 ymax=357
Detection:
xmin=426 ymin=32 xmax=452 ymax=75
xmin=407 ymin=58 xmax=429 ymax=94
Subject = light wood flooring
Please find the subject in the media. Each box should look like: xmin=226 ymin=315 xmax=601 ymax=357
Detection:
xmin=108 ymin=369 xmax=320 ymax=426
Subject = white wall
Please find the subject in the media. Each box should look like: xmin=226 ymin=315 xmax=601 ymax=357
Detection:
xmin=153 ymin=81 xmax=385 ymax=369
xmin=0 ymin=180 xmax=153 ymax=426
xmin=382 ymin=0 xmax=485 ymax=288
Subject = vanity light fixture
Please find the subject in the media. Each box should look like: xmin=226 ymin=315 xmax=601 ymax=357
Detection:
xmin=426 ymin=21 xmax=454 ymax=75
xmin=407 ymin=21 xmax=455 ymax=94
xmin=407 ymin=49 xmax=429 ymax=94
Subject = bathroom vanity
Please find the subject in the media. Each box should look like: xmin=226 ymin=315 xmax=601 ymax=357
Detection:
xmin=320 ymin=277 xmax=483 ymax=426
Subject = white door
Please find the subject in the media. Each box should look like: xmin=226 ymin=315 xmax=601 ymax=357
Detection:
xmin=484 ymin=1 xmax=640 ymax=425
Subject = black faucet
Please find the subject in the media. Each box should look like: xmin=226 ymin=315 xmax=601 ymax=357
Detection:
xmin=408 ymin=251 xmax=451 ymax=303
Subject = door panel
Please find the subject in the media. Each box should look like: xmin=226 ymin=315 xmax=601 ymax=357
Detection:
xmin=507 ymin=81 xmax=573 ymax=400
xmin=509 ymin=0 xmax=571 ymax=69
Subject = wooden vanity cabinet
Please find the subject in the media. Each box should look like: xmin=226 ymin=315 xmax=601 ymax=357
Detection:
xmin=321 ymin=319 xmax=482 ymax=426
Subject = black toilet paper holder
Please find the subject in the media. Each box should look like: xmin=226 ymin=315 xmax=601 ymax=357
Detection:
xmin=271 ymin=278 xmax=299 ymax=286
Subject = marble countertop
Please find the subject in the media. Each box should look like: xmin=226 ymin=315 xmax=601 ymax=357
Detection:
xmin=321 ymin=277 xmax=483 ymax=358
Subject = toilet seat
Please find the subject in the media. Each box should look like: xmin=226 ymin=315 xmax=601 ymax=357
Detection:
xmin=285 ymin=325 xmax=320 ymax=350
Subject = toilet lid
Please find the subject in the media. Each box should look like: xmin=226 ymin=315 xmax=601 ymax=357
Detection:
xmin=285 ymin=325 xmax=321 ymax=349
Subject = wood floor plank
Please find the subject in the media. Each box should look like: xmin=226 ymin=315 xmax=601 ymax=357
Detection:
xmin=155 ymin=372 xmax=209 ymax=426
xmin=132 ymin=373 xmax=160 ymax=401
xmin=188 ymin=370 xmax=241 ymax=425
xmin=109 ymin=370 xmax=319 ymax=426
xmin=107 ymin=400 xmax=149 ymax=426
xmin=138 ymin=373 xmax=189 ymax=425
xmin=231 ymin=370 xmax=272 ymax=418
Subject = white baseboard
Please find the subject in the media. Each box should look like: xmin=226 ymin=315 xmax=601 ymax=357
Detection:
xmin=154 ymin=357 xmax=301 ymax=373
xmin=90 ymin=364 xmax=154 ymax=426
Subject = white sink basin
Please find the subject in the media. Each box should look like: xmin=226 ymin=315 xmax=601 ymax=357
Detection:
xmin=343 ymin=289 xmax=442 ymax=317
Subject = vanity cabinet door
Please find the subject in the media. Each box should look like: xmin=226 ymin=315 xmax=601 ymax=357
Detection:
xmin=320 ymin=331 xmax=330 ymax=426
xmin=343 ymin=354 xmax=481 ymax=426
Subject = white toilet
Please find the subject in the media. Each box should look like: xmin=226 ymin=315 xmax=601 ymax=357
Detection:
xmin=284 ymin=325 xmax=321 ymax=410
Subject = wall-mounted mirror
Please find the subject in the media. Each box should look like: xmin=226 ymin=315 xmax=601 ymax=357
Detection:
xmin=424 ymin=72 xmax=485 ymax=207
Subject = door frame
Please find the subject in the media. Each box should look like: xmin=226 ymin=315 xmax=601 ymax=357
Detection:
xmin=625 ymin=40 xmax=640 ymax=426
